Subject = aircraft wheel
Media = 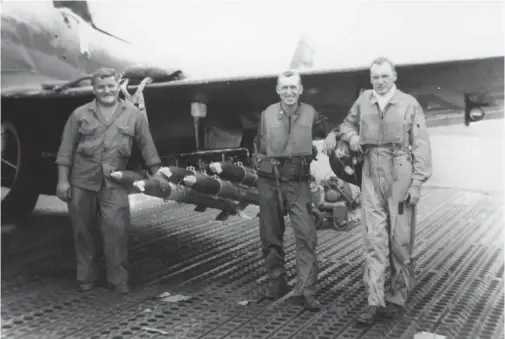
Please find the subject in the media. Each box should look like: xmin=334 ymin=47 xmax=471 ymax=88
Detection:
xmin=1 ymin=121 xmax=40 ymax=225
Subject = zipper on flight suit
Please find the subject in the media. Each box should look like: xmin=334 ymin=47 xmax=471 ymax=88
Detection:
xmin=376 ymin=102 xmax=391 ymax=190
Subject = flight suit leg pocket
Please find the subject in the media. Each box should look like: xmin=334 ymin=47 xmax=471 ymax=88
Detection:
xmin=393 ymin=155 xmax=412 ymax=183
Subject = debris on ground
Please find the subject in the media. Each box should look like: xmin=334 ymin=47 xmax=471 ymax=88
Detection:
xmin=160 ymin=294 xmax=192 ymax=303
xmin=141 ymin=326 xmax=169 ymax=335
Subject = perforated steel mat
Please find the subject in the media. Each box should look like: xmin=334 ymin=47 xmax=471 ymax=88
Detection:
xmin=2 ymin=187 xmax=503 ymax=339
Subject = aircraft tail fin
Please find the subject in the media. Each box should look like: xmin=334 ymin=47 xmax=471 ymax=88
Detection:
xmin=53 ymin=1 xmax=94 ymax=25
xmin=289 ymin=35 xmax=315 ymax=69
xmin=54 ymin=1 xmax=131 ymax=44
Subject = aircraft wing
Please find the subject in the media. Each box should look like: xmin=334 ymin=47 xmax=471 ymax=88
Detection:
xmin=3 ymin=55 xmax=503 ymax=133
xmin=128 ymin=56 xmax=505 ymax=132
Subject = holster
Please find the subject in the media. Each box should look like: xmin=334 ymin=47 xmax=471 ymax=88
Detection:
xmin=257 ymin=158 xmax=277 ymax=180
xmin=278 ymin=157 xmax=311 ymax=182
xmin=257 ymin=157 xmax=310 ymax=182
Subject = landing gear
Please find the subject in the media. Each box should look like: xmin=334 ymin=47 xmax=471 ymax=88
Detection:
xmin=1 ymin=121 xmax=40 ymax=225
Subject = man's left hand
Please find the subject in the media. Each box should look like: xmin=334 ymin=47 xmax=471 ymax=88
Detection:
xmin=404 ymin=186 xmax=421 ymax=206
xmin=323 ymin=132 xmax=337 ymax=155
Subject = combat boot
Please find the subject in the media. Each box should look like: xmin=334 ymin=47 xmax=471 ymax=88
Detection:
xmin=79 ymin=282 xmax=95 ymax=292
xmin=259 ymin=274 xmax=290 ymax=299
xmin=379 ymin=302 xmax=404 ymax=318
xmin=357 ymin=305 xmax=380 ymax=325
xmin=293 ymin=293 xmax=321 ymax=311
xmin=105 ymin=282 xmax=131 ymax=294
xmin=115 ymin=284 xmax=131 ymax=294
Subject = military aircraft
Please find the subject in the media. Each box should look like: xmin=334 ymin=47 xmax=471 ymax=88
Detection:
xmin=0 ymin=0 xmax=183 ymax=223
xmin=2 ymin=1 xmax=503 ymax=225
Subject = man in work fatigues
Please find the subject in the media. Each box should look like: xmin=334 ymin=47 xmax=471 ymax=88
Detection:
xmin=339 ymin=57 xmax=432 ymax=324
xmin=254 ymin=70 xmax=338 ymax=311
xmin=56 ymin=67 xmax=161 ymax=294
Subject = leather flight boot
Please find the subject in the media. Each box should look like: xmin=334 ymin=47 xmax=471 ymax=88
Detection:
xmin=259 ymin=274 xmax=290 ymax=299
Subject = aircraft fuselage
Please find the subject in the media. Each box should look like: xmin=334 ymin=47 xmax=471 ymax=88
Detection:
xmin=1 ymin=2 xmax=144 ymax=91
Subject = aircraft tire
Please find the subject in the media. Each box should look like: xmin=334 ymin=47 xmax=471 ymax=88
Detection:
xmin=1 ymin=121 xmax=40 ymax=225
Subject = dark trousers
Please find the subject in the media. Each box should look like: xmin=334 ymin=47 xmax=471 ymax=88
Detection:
xmin=258 ymin=176 xmax=318 ymax=296
xmin=67 ymin=185 xmax=130 ymax=286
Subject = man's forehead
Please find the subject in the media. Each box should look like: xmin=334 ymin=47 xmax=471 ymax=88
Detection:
xmin=278 ymin=75 xmax=301 ymax=86
xmin=370 ymin=63 xmax=394 ymax=75
xmin=94 ymin=76 xmax=118 ymax=85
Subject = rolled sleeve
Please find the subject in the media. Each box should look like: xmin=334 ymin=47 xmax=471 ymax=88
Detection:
xmin=339 ymin=99 xmax=360 ymax=142
xmin=410 ymin=101 xmax=433 ymax=187
xmin=55 ymin=112 xmax=79 ymax=166
xmin=135 ymin=114 xmax=161 ymax=167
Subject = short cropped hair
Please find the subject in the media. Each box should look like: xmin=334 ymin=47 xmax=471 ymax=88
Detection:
xmin=370 ymin=57 xmax=396 ymax=72
xmin=277 ymin=70 xmax=302 ymax=86
xmin=91 ymin=67 xmax=121 ymax=86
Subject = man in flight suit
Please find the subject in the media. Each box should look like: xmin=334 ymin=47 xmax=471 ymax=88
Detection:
xmin=339 ymin=57 xmax=432 ymax=324
xmin=55 ymin=67 xmax=162 ymax=294
xmin=254 ymin=70 xmax=338 ymax=311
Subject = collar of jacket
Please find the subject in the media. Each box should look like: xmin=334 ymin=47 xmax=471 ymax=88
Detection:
xmin=277 ymin=102 xmax=302 ymax=121
xmin=369 ymin=84 xmax=400 ymax=105
xmin=87 ymin=98 xmax=127 ymax=112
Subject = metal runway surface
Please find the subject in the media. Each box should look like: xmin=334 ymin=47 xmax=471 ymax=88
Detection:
xmin=1 ymin=186 xmax=503 ymax=339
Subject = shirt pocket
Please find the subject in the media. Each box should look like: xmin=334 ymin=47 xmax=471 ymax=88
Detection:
xmin=76 ymin=119 xmax=100 ymax=155
xmin=117 ymin=125 xmax=135 ymax=157
xmin=76 ymin=142 xmax=100 ymax=156
xmin=78 ymin=118 xmax=99 ymax=136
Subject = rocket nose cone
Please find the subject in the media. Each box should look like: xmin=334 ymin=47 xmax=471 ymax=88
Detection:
xmin=210 ymin=162 xmax=223 ymax=174
xmin=183 ymin=175 xmax=197 ymax=186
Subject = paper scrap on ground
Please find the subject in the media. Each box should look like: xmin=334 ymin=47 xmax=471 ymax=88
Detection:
xmin=141 ymin=326 xmax=168 ymax=335
xmin=238 ymin=300 xmax=252 ymax=306
xmin=414 ymin=332 xmax=447 ymax=339
xmin=161 ymin=294 xmax=192 ymax=302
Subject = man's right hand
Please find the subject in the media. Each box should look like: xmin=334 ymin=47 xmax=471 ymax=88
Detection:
xmin=56 ymin=181 xmax=72 ymax=202
xmin=349 ymin=135 xmax=363 ymax=153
